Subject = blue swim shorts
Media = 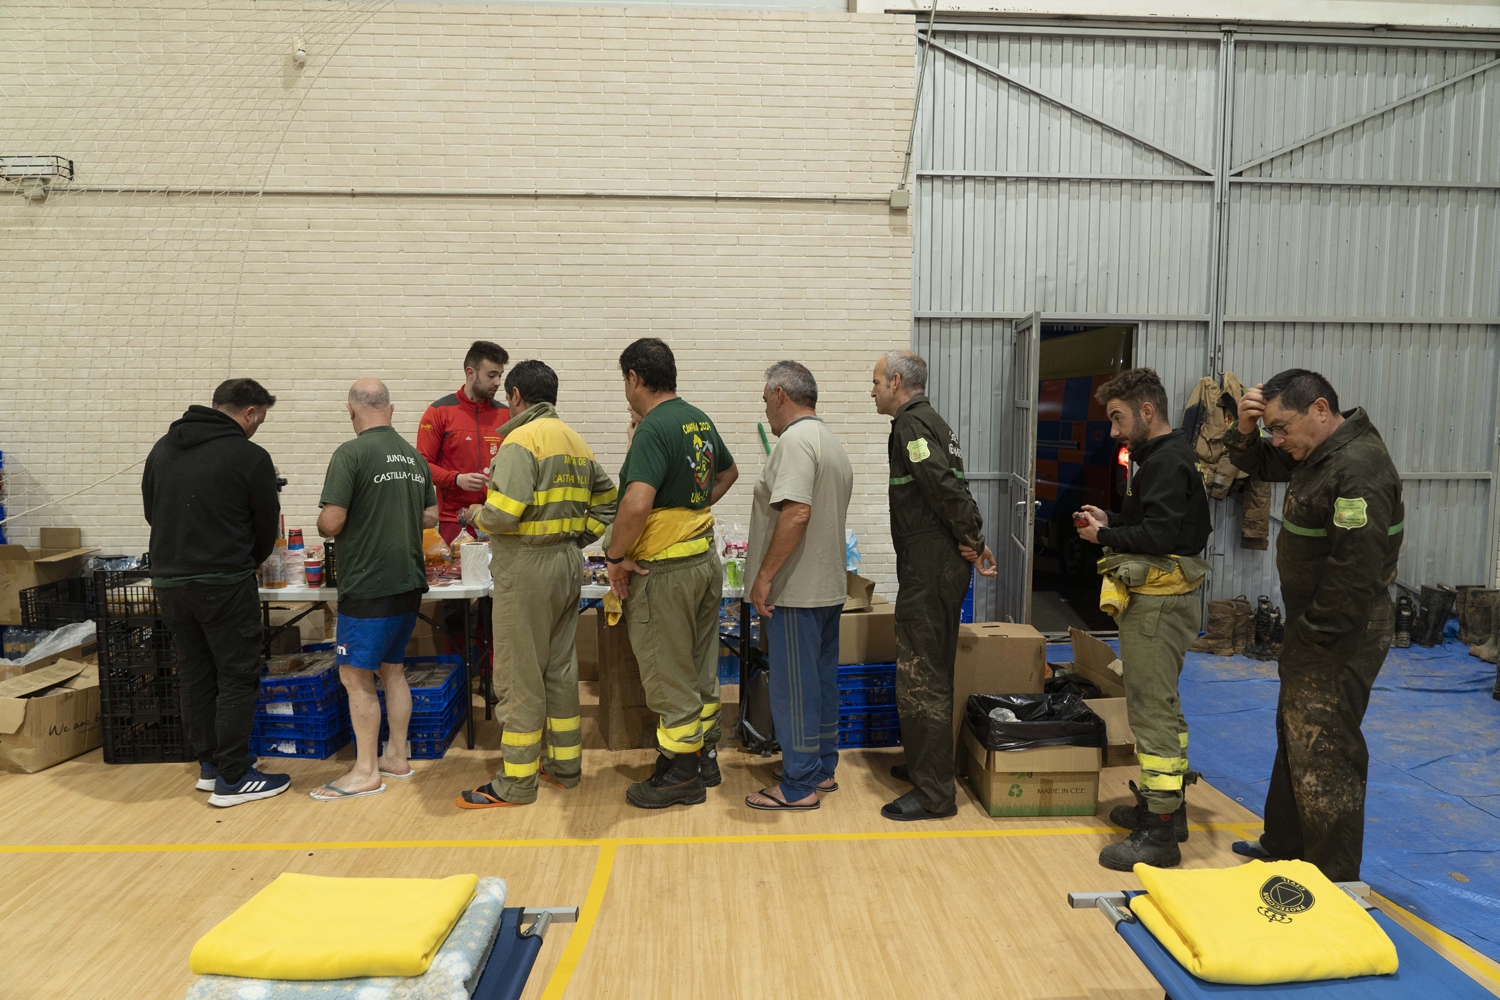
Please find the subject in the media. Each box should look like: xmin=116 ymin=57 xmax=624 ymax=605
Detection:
xmin=335 ymin=612 xmax=417 ymax=670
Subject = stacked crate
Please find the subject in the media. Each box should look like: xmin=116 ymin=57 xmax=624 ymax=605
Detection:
xmin=837 ymin=662 xmax=900 ymax=748
xmin=95 ymin=569 xmax=195 ymax=763
xmin=252 ymin=647 xmax=350 ymax=760
xmin=380 ymin=655 xmax=465 ymax=760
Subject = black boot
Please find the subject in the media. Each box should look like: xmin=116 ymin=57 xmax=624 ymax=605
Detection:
xmin=699 ymin=745 xmax=721 ymax=787
xmin=1415 ymin=585 xmax=1457 ymax=647
xmin=1462 ymin=590 xmax=1496 ymax=652
xmin=626 ymin=752 xmax=707 ymax=809
xmin=1245 ymin=595 xmax=1275 ymax=660
xmin=1393 ymin=592 xmax=1418 ymax=648
xmin=1107 ymin=780 xmax=1188 ymax=843
xmin=1099 ymin=808 xmax=1182 ymax=871
xmin=1268 ymin=606 xmax=1285 ymax=659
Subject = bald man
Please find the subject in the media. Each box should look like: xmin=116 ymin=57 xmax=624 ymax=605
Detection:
xmin=314 ymin=379 xmax=440 ymax=801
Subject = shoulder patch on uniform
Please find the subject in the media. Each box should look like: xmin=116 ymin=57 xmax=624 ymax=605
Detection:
xmin=907 ymin=437 xmax=931 ymax=462
xmin=1333 ymin=497 xmax=1369 ymax=530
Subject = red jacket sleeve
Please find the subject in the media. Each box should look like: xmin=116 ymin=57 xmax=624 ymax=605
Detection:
xmin=416 ymin=405 xmax=459 ymax=489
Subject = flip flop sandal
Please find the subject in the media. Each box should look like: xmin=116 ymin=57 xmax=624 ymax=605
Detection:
xmin=771 ymin=769 xmax=838 ymax=792
xmin=310 ymin=782 xmax=386 ymax=802
xmin=538 ymin=771 xmax=574 ymax=791
xmin=455 ymin=786 xmax=526 ymax=810
xmin=880 ymin=789 xmax=956 ymax=823
xmin=380 ymin=766 xmax=416 ymax=780
xmin=745 ymin=788 xmax=820 ymax=811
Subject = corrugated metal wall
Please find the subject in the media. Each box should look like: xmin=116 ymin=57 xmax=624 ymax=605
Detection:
xmin=914 ymin=23 xmax=1500 ymax=620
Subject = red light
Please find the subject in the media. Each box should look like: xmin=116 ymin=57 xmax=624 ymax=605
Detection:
xmin=1117 ymin=446 xmax=1130 ymax=468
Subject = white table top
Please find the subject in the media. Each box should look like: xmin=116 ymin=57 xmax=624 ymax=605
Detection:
xmin=260 ymin=581 xmax=616 ymax=602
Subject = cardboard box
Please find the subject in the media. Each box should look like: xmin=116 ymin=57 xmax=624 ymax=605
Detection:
xmin=843 ymin=572 xmax=876 ymax=611
xmin=577 ymin=607 xmax=599 ymax=682
xmin=1058 ymin=628 xmax=1137 ymax=767
xmin=952 ymin=621 xmax=1046 ymax=746
xmin=0 ymin=658 xmax=102 ymax=773
xmin=839 ymin=598 xmax=896 ymax=665
xmin=964 ymin=723 xmax=1101 ymax=817
xmin=0 ymin=643 xmax=94 ymax=683
xmin=596 ymin=614 xmax=657 ymax=751
xmin=0 ymin=528 xmax=100 ymax=625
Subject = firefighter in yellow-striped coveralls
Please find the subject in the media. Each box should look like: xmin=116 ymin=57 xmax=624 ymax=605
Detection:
xmin=455 ymin=361 xmax=618 ymax=809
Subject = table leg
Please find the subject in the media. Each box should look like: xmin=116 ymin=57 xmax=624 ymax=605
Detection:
xmin=738 ymin=599 xmax=750 ymax=745
xmin=463 ymin=597 xmax=476 ymax=750
xmin=262 ymin=601 xmax=273 ymax=660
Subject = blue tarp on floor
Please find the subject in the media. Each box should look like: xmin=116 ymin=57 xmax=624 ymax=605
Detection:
xmin=1047 ymin=634 xmax=1500 ymax=962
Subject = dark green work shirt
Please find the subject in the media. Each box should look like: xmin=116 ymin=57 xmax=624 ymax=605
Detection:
xmin=620 ymin=397 xmax=734 ymax=509
xmin=1223 ymin=408 xmax=1404 ymax=649
xmin=887 ymin=396 xmax=985 ymax=551
xmin=319 ymin=425 xmax=437 ymax=603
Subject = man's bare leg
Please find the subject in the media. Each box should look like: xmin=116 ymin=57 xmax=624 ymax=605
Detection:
xmin=377 ymin=661 xmax=412 ymax=776
xmin=312 ymin=665 xmax=384 ymax=797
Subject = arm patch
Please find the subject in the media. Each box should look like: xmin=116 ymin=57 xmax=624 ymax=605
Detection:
xmin=907 ymin=437 xmax=931 ymax=462
xmin=1333 ymin=497 xmax=1368 ymax=529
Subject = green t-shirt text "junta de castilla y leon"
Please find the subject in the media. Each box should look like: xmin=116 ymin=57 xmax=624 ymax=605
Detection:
xmin=319 ymin=425 xmax=437 ymax=603
xmin=620 ymin=397 xmax=735 ymax=509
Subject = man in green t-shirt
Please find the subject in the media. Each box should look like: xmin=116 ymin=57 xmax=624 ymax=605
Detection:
xmin=606 ymin=338 xmax=739 ymax=809
xmin=314 ymin=378 xmax=439 ymax=802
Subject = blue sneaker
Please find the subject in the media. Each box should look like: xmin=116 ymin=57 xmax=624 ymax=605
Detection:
xmin=208 ymin=766 xmax=291 ymax=808
xmin=195 ymin=761 xmax=217 ymax=792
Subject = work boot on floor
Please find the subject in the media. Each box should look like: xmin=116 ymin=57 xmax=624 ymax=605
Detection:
xmin=1455 ymin=586 xmax=1483 ymax=644
xmin=1415 ymin=584 xmax=1458 ymax=647
xmin=1107 ymin=780 xmax=1189 ymax=843
xmin=1099 ymin=809 xmax=1182 ymax=871
xmin=626 ymin=752 xmax=707 ymax=809
xmin=1473 ymin=595 xmax=1500 ymax=666
xmin=1461 ymin=590 xmax=1497 ymax=652
xmin=699 ymin=745 xmax=721 ymax=787
xmin=1268 ymin=606 xmax=1285 ymax=659
xmin=1190 ymin=599 xmax=1236 ymax=655
xmin=1230 ymin=595 xmax=1254 ymax=655
xmin=1393 ymin=592 xmax=1418 ymax=648
xmin=1245 ymin=595 xmax=1276 ymax=660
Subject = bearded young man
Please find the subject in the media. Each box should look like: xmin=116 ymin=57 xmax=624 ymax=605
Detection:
xmin=1077 ymin=367 xmax=1211 ymax=870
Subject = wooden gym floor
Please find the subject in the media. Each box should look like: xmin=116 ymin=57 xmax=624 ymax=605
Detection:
xmin=2 ymin=694 xmax=1498 ymax=1000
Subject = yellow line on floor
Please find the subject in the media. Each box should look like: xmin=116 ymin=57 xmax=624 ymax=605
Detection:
xmin=539 ymin=843 xmax=616 ymax=1000
xmin=0 ymin=823 xmax=1252 ymax=856
xmin=1372 ymin=892 xmax=1500 ymax=993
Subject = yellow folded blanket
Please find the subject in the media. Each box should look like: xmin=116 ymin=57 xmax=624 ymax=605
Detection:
xmin=1131 ymin=860 xmax=1397 ymax=985
xmin=190 ymin=873 xmax=479 ymax=980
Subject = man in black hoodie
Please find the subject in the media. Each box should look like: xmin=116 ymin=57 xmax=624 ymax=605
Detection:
xmin=1077 ymin=368 xmax=1211 ymax=870
xmin=142 ymin=378 xmax=291 ymax=807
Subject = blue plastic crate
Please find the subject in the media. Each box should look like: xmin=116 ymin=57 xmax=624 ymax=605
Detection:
xmin=839 ymin=684 xmax=897 ymax=708
xmin=838 ymin=725 xmax=900 ymax=748
xmin=383 ymin=693 xmax=464 ymax=742
xmin=255 ymin=688 xmax=347 ymax=717
xmin=379 ymin=656 xmax=463 ymax=713
xmin=253 ymin=706 xmax=349 ymax=740
xmin=961 ymin=570 xmax=975 ymax=624
xmin=259 ymin=645 xmax=340 ymax=702
xmin=384 ymin=710 xmax=464 ymax=760
xmin=837 ymin=662 xmax=896 ymax=684
xmin=251 ymin=729 xmax=351 ymax=760
xmin=839 ymin=706 xmax=899 ymax=728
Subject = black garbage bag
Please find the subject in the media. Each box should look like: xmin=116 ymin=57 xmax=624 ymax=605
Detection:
xmin=965 ymin=692 xmax=1106 ymax=752
xmin=1044 ymin=666 xmax=1103 ymax=701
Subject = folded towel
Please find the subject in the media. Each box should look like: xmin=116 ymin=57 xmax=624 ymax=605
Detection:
xmin=190 ymin=873 xmax=480 ymax=980
xmin=1131 ymin=860 xmax=1398 ymax=985
xmin=187 ymin=876 xmax=505 ymax=999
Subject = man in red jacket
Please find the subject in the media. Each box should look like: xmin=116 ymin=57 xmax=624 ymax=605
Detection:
xmin=417 ymin=340 xmax=511 ymax=543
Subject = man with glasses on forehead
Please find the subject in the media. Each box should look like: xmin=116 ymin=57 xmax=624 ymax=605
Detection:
xmin=1222 ymin=369 xmax=1404 ymax=883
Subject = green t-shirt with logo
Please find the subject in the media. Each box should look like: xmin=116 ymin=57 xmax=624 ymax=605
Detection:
xmin=620 ymin=398 xmax=734 ymax=509
xmin=319 ymin=425 xmax=437 ymax=602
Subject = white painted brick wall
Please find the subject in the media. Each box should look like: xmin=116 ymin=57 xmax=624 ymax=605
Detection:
xmin=0 ymin=2 xmax=915 ymax=594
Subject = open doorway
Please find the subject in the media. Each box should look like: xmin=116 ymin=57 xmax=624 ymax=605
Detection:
xmin=1030 ymin=324 xmax=1134 ymax=633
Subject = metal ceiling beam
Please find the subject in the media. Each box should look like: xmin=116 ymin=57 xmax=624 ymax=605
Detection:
xmin=917 ymin=170 xmax=1214 ymax=183
xmin=920 ymin=34 xmax=1216 ymax=177
xmin=1231 ymin=57 xmax=1500 ymax=176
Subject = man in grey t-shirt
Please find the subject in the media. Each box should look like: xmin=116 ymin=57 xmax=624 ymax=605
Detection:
xmin=744 ymin=361 xmax=854 ymax=812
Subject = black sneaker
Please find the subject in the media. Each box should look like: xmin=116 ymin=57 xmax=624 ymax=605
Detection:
xmin=699 ymin=746 xmax=721 ymax=788
xmin=1107 ymin=780 xmax=1188 ymax=843
xmin=626 ymin=753 xmax=706 ymax=809
xmin=208 ymin=766 xmax=291 ymax=808
xmin=1099 ymin=810 xmax=1182 ymax=871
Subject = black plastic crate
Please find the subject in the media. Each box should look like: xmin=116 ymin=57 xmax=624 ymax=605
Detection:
xmin=19 ymin=577 xmax=97 ymax=629
xmin=101 ymin=713 xmax=195 ymax=764
xmin=99 ymin=664 xmax=184 ymax=721
xmin=95 ymin=569 xmax=162 ymax=621
xmin=94 ymin=569 xmax=176 ymax=669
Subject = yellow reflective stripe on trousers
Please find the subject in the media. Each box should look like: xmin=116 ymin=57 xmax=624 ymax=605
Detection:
xmin=1139 ymin=752 xmax=1190 ymax=774
xmin=503 ymin=759 xmax=541 ymax=777
xmin=547 ymin=744 xmax=583 ymax=760
xmin=700 ymin=702 xmax=721 ymax=719
xmin=501 ymin=728 xmax=543 ymax=747
xmin=1179 ymin=732 xmax=1190 ymax=750
xmin=534 ymin=486 xmax=592 ymax=505
xmin=658 ymin=718 xmax=702 ymax=754
xmin=486 ymin=489 xmax=528 ymax=517
xmin=546 ymin=716 xmax=581 ymax=732
xmin=1141 ymin=772 xmax=1186 ymax=791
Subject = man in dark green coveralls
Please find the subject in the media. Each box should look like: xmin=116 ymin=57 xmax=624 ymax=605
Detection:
xmin=1223 ymin=369 xmax=1404 ymax=883
xmin=871 ymin=350 xmax=997 ymax=822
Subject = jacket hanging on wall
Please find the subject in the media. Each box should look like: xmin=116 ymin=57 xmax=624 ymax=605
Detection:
xmin=1180 ymin=374 xmax=1270 ymax=551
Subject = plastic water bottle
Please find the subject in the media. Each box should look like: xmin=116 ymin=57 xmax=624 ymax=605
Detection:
xmin=845 ymin=530 xmax=862 ymax=573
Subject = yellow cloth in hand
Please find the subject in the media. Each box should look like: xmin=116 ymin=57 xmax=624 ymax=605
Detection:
xmin=604 ymin=590 xmax=623 ymax=627
xmin=189 ymin=873 xmax=479 ymax=980
xmin=1131 ymin=860 xmax=1398 ymax=985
